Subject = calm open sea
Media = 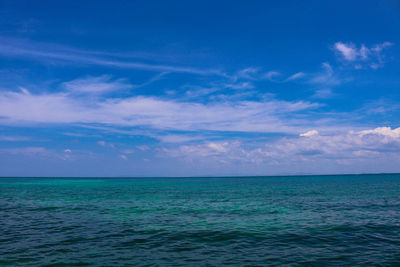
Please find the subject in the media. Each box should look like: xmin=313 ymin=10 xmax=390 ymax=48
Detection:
xmin=1 ymin=174 xmax=400 ymax=266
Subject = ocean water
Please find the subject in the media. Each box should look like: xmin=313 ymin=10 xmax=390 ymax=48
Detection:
xmin=1 ymin=174 xmax=400 ymax=266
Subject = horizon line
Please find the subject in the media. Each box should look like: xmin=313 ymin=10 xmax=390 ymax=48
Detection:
xmin=1 ymin=172 xmax=399 ymax=179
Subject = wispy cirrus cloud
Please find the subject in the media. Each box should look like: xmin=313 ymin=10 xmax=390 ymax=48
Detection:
xmin=0 ymin=37 xmax=224 ymax=76
xmin=309 ymin=62 xmax=341 ymax=86
xmin=0 ymin=87 xmax=321 ymax=134
xmin=333 ymin=41 xmax=394 ymax=69
xmin=312 ymin=88 xmax=335 ymax=99
xmin=235 ymin=67 xmax=260 ymax=80
xmin=334 ymin=42 xmax=359 ymax=61
xmin=0 ymin=146 xmax=49 ymax=156
xmin=156 ymin=134 xmax=206 ymax=143
xmin=119 ymin=154 xmax=128 ymax=160
xmin=231 ymin=68 xmax=306 ymax=84
xmin=0 ymin=135 xmax=30 ymax=141
xmin=263 ymin=71 xmax=281 ymax=81
xmin=223 ymin=81 xmax=254 ymax=90
xmin=285 ymin=72 xmax=306 ymax=81
xmin=357 ymin=98 xmax=400 ymax=115
xmin=63 ymin=75 xmax=132 ymax=94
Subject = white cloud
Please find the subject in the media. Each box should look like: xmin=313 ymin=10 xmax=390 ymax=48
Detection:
xmin=235 ymin=67 xmax=260 ymax=80
xmin=136 ymin=145 xmax=149 ymax=151
xmin=97 ymin=140 xmax=115 ymax=148
xmin=163 ymin=141 xmax=258 ymax=163
xmin=333 ymin=41 xmax=393 ymax=69
xmin=18 ymin=87 xmax=31 ymax=95
xmin=359 ymin=44 xmax=369 ymax=60
xmin=371 ymin=42 xmax=393 ymax=53
xmin=119 ymin=154 xmax=128 ymax=160
xmin=334 ymin=42 xmax=358 ymax=61
xmin=309 ymin=62 xmax=341 ymax=86
xmin=63 ymin=75 xmax=131 ymax=94
xmin=131 ymin=72 xmax=168 ymax=90
xmin=182 ymin=86 xmax=220 ymax=99
xmin=300 ymin=130 xmax=318 ymax=137
xmin=271 ymin=127 xmax=400 ymax=158
xmin=0 ymin=147 xmax=49 ymax=156
xmin=207 ymin=142 xmax=228 ymax=153
xmin=121 ymin=149 xmax=134 ymax=154
xmin=359 ymin=99 xmax=400 ymax=115
xmin=233 ymin=68 xmax=305 ymax=83
xmin=0 ymin=37 xmax=223 ymax=76
xmin=224 ymin=82 xmax=254 ymax=90
xmin=286 ymin=72 xmax=306 ymax=81
xmin=157 ymin=135 xmax=203 ymax=143
xmin=64 ymin=149 xmax=72 ymax=153
xmin=97 ymin=141 xmax=106 ymax=146
xmin=163 ymin=127 xmax=400 ymax=166
xmin=312 ymin=88 xmax=335 ymax=99
xmin=0 ymin=135 xmax=30 ymax=141
xmin=0 ymin=88 xmax=321 ymax=134
xmin=263 ymin=71 xmax=281 ymax=81
xmin=358 ymin=127 xmax=400 ymax=138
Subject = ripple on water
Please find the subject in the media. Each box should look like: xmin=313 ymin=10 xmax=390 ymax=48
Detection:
xmin=1 ymin=175 xmax=400 ymax=266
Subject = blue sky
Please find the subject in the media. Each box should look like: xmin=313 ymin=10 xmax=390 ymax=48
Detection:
xmin=1 ymin=0 xmax=400 ymax=176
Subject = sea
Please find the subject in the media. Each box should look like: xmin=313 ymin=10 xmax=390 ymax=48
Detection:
xmin=1 ymin=174 xmax=400 ymax=266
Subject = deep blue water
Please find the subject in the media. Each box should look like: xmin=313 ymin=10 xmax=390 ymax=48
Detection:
xmin=1 ymin=174 xmax=400 ymax=266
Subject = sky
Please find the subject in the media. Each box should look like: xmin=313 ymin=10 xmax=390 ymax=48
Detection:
xmin=1 ymin=0 xmax=400 ymax=177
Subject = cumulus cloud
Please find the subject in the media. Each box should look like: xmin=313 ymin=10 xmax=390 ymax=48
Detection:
xmin=162 ymin=141 xmax=264 ymax=164
xmin=271 ymin=127 xmax=400 ymax=158
xmin=163 ymin=127 xmax=400 ymax=165
xmin=300 ymin=130 xmax=318 ymax=137
xmin=333 ymin=41 xmax=393 ymax=69
xmin=358 ymin=127 xmax=400 ymax=139
xmin=206 ymin=142 xmax=228 ymax=153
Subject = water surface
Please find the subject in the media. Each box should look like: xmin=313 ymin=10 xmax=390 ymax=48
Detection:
xmin=1 ymin=174 xmax=400 ymax=266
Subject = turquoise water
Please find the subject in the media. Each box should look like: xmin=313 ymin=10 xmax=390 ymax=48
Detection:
xmin=1 ymin=174 xmax=400 ymax=266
